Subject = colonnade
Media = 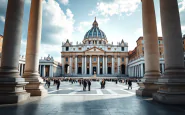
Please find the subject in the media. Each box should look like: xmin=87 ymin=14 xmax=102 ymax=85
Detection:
xmin=0 ymin=0 xmax=46 ymax=104
xmin=137 ymin=0 xmax=185 ymax=104
xmin=128 ymin=64 xmax=144 ymax=77
xmin=62 ymin=55 xmax=123 ymax=75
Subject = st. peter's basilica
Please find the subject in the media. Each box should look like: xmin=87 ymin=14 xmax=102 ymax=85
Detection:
xmin=61 ymin=18 xmax=129 ymax=77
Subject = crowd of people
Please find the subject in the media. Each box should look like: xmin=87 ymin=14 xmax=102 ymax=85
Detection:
xmin=43 ymin=77 xmax=141 ymax=91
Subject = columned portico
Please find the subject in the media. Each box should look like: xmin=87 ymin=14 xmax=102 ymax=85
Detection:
xmin=0 ymin=0 xmax=30 ymax=104
xmin=136 ymin=0 xmax=160 ymax=97
xmin=153 ymin=0 xmax=185 ymax=104
xmin=23 ymin=0 xmax=47 ymax=96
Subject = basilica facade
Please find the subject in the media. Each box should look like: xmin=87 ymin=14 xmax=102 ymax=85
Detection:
xmin=61 ymin=18 xmax=129 ymax=77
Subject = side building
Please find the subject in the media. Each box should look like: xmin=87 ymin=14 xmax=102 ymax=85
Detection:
xmin=128 ymin=37 xmax=165 ymax=77
xmin=0 ymin=35 xmax=61 ymax=77
xmin=61 ymin=18 xmax=129 ymax=77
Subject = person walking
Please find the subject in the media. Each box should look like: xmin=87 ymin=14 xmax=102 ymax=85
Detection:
xmin=83 ymin=80 xmax=87 ymax=91
xmin=57 ymin=79 xmax=60 ymax=90
xmin=88 ymin=80 xmax=91 ymax=91
xmin=48 ymin=79 xmax=51 ymax=88
xmin=128 ymin=79 xmax=132 ymax=90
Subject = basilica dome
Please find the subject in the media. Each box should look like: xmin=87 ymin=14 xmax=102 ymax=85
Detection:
xmin=84 ymin=18 xmax=107 ymax=40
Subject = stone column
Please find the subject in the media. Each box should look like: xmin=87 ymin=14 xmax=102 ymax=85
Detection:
xmin=61 ymin=56 xmax=64 ymax=75
xmin=21 ymin=64 xmax=24 ymax=76
xmin=103 ymin=56 xmax=105 ymax=74
xmin=49 ymin=65 xmax=53 ymax=77
xmin=112 ymin=56 xmax=114 ymax=75
xmin=70 ymin=56 xmax=72 ymax=74
xmin=136 ymin=0 xmax=160 ymax=97
xmin=42 ymin=65 xmax=45 ymax=77
xmin=153 ymin=0 xmax=185 ymax=104
xmin=98 ymin=56 xmax=100 ymax=74
xmin=90 ymin=56 xmax=92 ymax=75
xmin=0 ymin=0 xmax=30 ymax=104
xmin=125 ymin=57 xmax=128 ymax=74
xmin=118 ymin=56 xmax=120 ymax=74
xmin=105 ymin=56 xmax=107 ymax=74
xmin=19 ymin=64 xmax=21 ymax=75
xmin=141 ymin=64 xmax=144 ymax=77
xmin=39 ymin=65 xmax=41 ymax=75
xmin=75 ymin=56 xmax=77 ymax=74
xmin=81 ymin=56 xmax=84 ymax=74
xmin=161 ymin=64 xmax=164 ymax=73
xmin=23 ymin=0 xmax=47 ymax=96
xmin=84 ymin=56 xmax=86 ymax=74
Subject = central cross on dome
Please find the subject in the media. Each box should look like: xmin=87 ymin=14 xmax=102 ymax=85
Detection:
xmin=93 ymin=17 xmax=98 ymax=27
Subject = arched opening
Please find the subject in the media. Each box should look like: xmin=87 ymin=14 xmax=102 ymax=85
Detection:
xmin=65 ymin=64 xmax=69 ymax=74
xmin=121 ymin=64 xmax=125 ymax=74
xmin=108 ymin=67 xmax=111 ymax=74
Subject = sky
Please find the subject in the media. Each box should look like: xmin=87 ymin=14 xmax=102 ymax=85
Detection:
xmin=0 ymin=0 xmax=185 ymax=62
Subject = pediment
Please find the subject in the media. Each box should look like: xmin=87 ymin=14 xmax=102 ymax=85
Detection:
xmin=85 ymin=47 xmax=105 ymax=53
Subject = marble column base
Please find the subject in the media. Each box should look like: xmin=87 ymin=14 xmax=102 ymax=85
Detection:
xmin=136 ymin=78 xmax=159 ymax=97
xmin=153 ymin=77 xmax=185 ymax=104
xmin=23 ymin=72 xmax=47 ymax=97
xmin=0 ymin=77 xmax=30 ymax=104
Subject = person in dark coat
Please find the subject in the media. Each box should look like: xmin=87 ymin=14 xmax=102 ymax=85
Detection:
xmin=128 ymin=79 xmax=132 ymax=90
xmin=83 ymin=80 xmax=87 ymax=91
xmin=48 ymin=79 xmax=51 ymax=88
xmin=115 ymin=79 xmax=118 ymax=84
xmin=57 ymin=79 xmax=60 ymax=90
xmin=88 ymin=80 xmax=91 ymax=91
xmin=101 ymin=79 xmax=106 ymax=89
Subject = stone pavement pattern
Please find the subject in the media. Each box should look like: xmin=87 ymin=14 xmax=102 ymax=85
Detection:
xmin=0 ymin=81 xmax=185 ymax=115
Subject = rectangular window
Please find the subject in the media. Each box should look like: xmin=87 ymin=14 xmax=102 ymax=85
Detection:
xmin=108 ymin=58 xmax=111 ymax=62
xmin=94 ymin=57 xmax=96 ymax=62
xmin=66 ymin=47 xmax=69 ymax=51
xmin=122 ymin=58 xmax=124 ymax=62
xmin=66 ymin=57 xmax=68 ymax=62
xmin=121 ymin=47 xmax=124 ymax=51
xmin=100 ymin=58 xmax=103 ymax=62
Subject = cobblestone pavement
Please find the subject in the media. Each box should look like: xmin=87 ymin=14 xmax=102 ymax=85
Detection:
xmin=0 ymin=81 xmax=185 ymax=115
xmin=46 ymin=81 xmax=138 ymax=95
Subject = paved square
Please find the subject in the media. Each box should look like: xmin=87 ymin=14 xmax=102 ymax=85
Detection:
xmin=0 ymin=81 xmax=185 ymax=115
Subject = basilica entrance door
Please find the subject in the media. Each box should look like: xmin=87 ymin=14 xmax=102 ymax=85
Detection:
xmin=78 ymin=67 xmax=82 ymax=74
xmin=65 ymin=64 xmax=69 ymax=74
xmin=108 ymin=67 xmax=111 ymax=74
xmin=93 ymin=67 xmax=96 ymax=75
xmin=87 ymin=68 xmax=89 ymax=74
xmin=121 ymin=64 xmax=125 ymax=74
xmin=100 ymin=68 xmax=103 ymax=74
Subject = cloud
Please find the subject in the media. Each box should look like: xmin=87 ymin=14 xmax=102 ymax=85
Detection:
xmin=90 ymin=0 xmax=140 ymax=17
xmin=42 ymin=0 xmax=75 ymax=45
xmin=59 ymin=0 xmax=69 ymax=5
xmin=179 ymin=0 xmax=185 ymax=12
